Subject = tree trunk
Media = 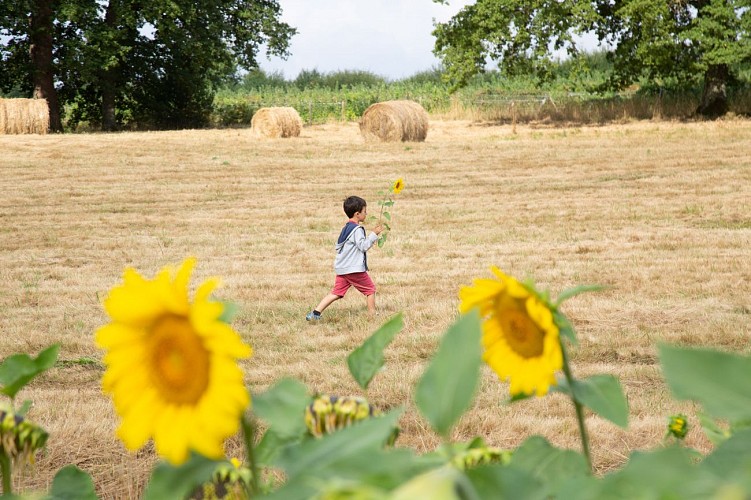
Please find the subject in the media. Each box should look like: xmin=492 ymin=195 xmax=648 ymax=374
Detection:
xmin=102 ymin=82 xmax=116 ymax=131
xmin=101 ymin=1 xmax=118 ymax=131
xmin=696 ymin=63 xmax=729 ymax=119
xmin=29 ymin=0 xmax=63 ymax=132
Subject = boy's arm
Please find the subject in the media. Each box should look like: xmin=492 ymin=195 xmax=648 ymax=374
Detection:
xmin=353 ymin=226 xmax=378 ymax=252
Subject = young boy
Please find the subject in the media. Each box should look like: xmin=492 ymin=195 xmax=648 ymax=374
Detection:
xmin=306 ymin=196 xmax=383 ymax=321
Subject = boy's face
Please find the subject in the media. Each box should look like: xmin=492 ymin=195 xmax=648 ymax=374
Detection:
xmin=353 ymin=206 xmax=367 ymax=223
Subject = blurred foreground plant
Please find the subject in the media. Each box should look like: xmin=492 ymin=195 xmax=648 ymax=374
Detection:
xmin=93 ymin=262 xmax=751 ymax=498
xmin=7 ymin=259 xmax=751 ymax=498
xmin=0 ymin=344 xmax=97 ymax=498
xmin=0 ymin=345 xmax=57 ymax=495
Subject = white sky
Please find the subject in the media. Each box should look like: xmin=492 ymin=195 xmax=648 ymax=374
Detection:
xmin=259 ymin=0 xmax=476 ymax=80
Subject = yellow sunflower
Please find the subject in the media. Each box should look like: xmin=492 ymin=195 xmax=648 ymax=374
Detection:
xmin=459 ymin=267 xmax=562 ymax=397
xmin=95 ymin=258 xmax=252 ymax=465
xmin=391 ymin=178 xmax=405 ymax=195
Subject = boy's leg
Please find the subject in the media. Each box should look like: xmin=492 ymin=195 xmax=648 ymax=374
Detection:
xmin=316 ymin=293 xmax=341 ymax=314
xmin=347 ymin=272 xmax=377 ymax=315
xmin=366 ymin=293 xmax=376 ymax=315
xmin=308 ymin=276 xmax=349 ymax=319
xmin=307 ymin=293 xmax=341 ymax=321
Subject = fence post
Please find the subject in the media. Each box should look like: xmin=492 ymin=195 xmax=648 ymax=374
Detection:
xmin=341 ymin=100 xmax=346 ymax=121
xmin=308 ymin=101 xmax=313 ymax=125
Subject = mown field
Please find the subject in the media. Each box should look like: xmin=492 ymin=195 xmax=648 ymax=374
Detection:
xmin=1 ymin=118 xmax=750 ymax=498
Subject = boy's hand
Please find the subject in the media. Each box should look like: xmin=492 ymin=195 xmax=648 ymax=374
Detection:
xmin=373 ymin=223 xmax=384 ymax=235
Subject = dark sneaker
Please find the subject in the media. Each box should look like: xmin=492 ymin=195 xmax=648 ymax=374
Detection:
xmin=306 ymin=311 xmax=321 ymax=321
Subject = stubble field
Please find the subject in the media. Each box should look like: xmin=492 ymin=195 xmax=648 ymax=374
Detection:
xmin=1 ymin=119 xmax=750 ymax=498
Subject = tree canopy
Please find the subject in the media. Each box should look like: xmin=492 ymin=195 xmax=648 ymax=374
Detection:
xmin=433 ymin=0 xmax=751 ymax=117
xmin=1 ymin=0 xmax=296 ymax=131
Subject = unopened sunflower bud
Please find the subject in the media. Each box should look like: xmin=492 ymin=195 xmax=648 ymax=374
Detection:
xmin=306 ymin=395 xmax=335 ymax=437
xmin=305 ymin=395 xmax=396 ymax=445
xmin=333 ymin=397 xmax=361 ymax=428
xmin=0 ymin=410 xmax=48 ymax=466
xmin=668 ymin=414 xmax=689 ymax=439
xmin=451 ymin=445 xmax=512 ymax=470
xmin=353 ymin=398 xmax=372 ymax=421
xmin=190 ymin=459 xmax=252 ymax=500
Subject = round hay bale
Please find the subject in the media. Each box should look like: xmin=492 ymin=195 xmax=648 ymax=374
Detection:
xmin=0 ymin=100 xmax=6 ymax=134
xmin=0 ymin=98 xmax=49 ymax=134
xmin=359 ymin=100 xmax=428 ymax=142
xmin=250 ymin=107 xmax=302 ymax=138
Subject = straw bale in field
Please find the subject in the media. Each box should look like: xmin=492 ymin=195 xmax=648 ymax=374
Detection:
xmin=359 ymin=100 xmax=429 ymax=142
xmin=0 ymin=98 xmax=49 ymax=134
xmin=250 ymin=107 xmax=303 ymax=138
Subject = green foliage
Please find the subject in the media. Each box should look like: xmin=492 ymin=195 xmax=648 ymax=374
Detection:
xmin=143 ymin=454 xmax=220 ymax=500
xmin=239 ymin=69 xmax=287 ymax=90
xmin=465 ymin=465 xmax=544 ymax=500
xmin=400 ymin=67 xmax=446 ymax=85
xmin=435 ymin=437 xmax=512 ymax=470
xmin=511 ymin=436 xmax=590 ymax=494
xmin=292 ymin=69 xmax=387 ymax=90
xmin=252 ymin=378 xmax=310 ymax=466
xmin=555 ymin=375 xmax=629 ymax=428
xmin=218 ymin=301 xmax=240 ymax=324
xmin=553 ymin=310 xmax=578 ymax=346
xmin=579 ymin=446 xmax=718 ymax=499
xmin=292 ymin=69 xmax=326 ymax=89
xmin=698 ymin=411 xmax=732 ymax=446
xmin=0 ymin=344 xmax=98 ymax=498
xmin=660 ymin=344 xmax=751 ymax=422
xmin=555 ymin=285 xmax=606 ymax=306
xmin=275 ymin=410 xmax=402 ymax=478
xmin=432 ymin=0 xmax=751 ymax=115
xmin=269 ymin=410 xmax=423 ymax=499
xmin=213 ymin=78 xmax=448 ymax=125
xmin=0 ymin=345 xmax=59 ymax=401
xmin=252 ymin=379 xmax=310 ymax=440
xmin=702 ymin=428 xmax=751 ymax=481
xmin=432 ymin=0 xmax=599 ymax=89
xmin=390 ymin=466 xmax=475 ymax=500
xmin=415 ymin=311 xmax=482 ymax=438
xmin=46 ymin=465 xmax=98 ymax=500
xmin=347 ymin=313 xmax=403 ymax=390
xmin=376 ymin=232 xmax=388 ymax=248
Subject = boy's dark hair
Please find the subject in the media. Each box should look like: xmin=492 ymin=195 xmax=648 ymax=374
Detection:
xmin=343 ymin=196 xmax=367 ymax=218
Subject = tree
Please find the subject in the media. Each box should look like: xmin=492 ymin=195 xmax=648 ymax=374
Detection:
xmin=1 ymin=0 xmax=296 ymax=130
xmin=432 ymin=0 xmax=751 ymax=118
xmin=0 ymin=0 xmax=75 ymax=132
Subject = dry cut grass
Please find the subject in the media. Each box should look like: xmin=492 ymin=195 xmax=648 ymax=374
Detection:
xmin=1 ymin=118 xmax=750 ymax=498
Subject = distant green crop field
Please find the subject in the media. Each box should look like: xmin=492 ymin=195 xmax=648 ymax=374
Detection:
xmin=213 ymin=84 xmax=747 ymax=127
xmin=211 ymin=55 xmax=751 ymax=126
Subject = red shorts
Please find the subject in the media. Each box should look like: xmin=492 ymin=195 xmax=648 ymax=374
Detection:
xmin=332 ymin=272 xmax=376 ymax=297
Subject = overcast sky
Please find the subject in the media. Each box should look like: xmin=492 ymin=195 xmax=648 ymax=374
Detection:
xmin=259 ymin=0 xmax=476 ymax=80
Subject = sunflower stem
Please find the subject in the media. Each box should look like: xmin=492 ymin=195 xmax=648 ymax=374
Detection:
xmin=0 ymin=453 xmax=12 ymax=495
xmin=560 ymin=342 xmax=593 ymax=473
xmin=241 ymin=415 xmax=260 ymax=496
